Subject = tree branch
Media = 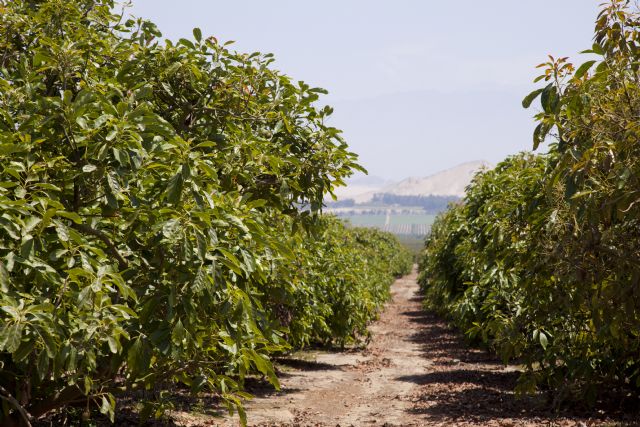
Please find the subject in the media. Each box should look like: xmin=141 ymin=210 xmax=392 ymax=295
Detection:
xmin=72 ymin=223 xmax=128 ymax=270
xmin=0 ymin=384 xmax=33 ymax=427
xmin=27 ymin=385 xmax=83 ymax=420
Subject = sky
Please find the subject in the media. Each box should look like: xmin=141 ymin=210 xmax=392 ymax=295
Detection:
xmin=128 ymin=1 xmax=601 ymax=181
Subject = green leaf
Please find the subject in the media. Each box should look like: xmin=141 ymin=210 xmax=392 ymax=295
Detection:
xmin=107 ymin=336 xmax=119 ymax=354
xmin=0 ymin=261 xmax=9 ymax=292
xmin=193 ymin=27 xmax=202 ymax=42
xmin=591 ymin=42 xmax=604 ymax=55
xmin=99 ymin=394 xmax=115 ymax=423
xmin=106 ymin=129 xmax=118 ymax=141
xmin=522 ymin=88 xmax=544 ymax=108
xmin=20 ymin=236 xmax=34 ymax=259
xmin=171 ymin=319 xmax=186 ymax=345
xmin=76 ymin=116 xmax=89 ymax=129
xmin=1 ymin=323 xmax=23 ymax=353
xmin=165 ymin=62 xmax=182 ymax=77
xmin=539 ymin=331 xmax=548 ymax=349
xmin=37 ymin=350 xmax=49 ymax=381
xmin=279 ymin=112 xmax=292 ymax=133
xmin=178 ymin=38 xmax=195 ymax=49
xmin=55 ymin=223 xmax=70 ymax=242
xmin=247 ymin=349 xmax=280 ymax=390
xmin=192 ymin=266 xmax=208 ymax=293
xmin=106 ymin=172 xmax=121 ymax=197
xmin=238 ymin=404 xmax=247 ymax=426
xmin=13 ymin=339 xmax=35 ymax=362
xmin=0 ymin=218 xmax=20 ymax=240
xmin=127 ymin=337 xmax=143 ymax=374
xmin=0 ymin=144 xmax=25 ymax=156
xmin=57 ymin=211 xmax=83 ymax=224
xmin=540 ymin=84 xmax=555 ymax=113
xmin=533 ymin=123 xmax=544 ymax=150
xmin=574 ymin=60 xmax=596 ymax=79
xmin=166 ymin=169 xmax=184 ymax=204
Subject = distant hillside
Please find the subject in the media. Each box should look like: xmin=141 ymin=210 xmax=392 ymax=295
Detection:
xmin=370 ymin=194 xmax=460 ymax=213
xmin=350 ymin=160 xmax=491 ymax=204
xmin=346 ymin=174 xmax=393 ymax=187
xmin=332 ymin=174 xmax=394 ymax=200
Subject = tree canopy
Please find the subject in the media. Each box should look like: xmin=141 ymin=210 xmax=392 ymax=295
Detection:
xmin=0 ymin=1 xmax=411 ymax=425
xmin=419 ymin=0 xmax=640 ymax=405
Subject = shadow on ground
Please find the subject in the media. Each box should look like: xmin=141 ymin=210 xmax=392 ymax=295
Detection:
xmin=400 ymin=300 xmax=640 ymax=426
xmin=275 ymin=357 xmax=342 ymax=372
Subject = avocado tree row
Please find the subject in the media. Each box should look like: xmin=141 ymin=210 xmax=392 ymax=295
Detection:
xmin=419 ymin=0 xmax=640 ymax=404
xmin=0 ymin=0 xmax=412 ymax=425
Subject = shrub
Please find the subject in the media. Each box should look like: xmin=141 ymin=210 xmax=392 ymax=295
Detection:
xmin=419 ymin=0 xmax=640 ymax=403
xmin=0 ymin=0 xmax=410 ymax=425
xmin=269 ymin=218 xmax=412 ymax=348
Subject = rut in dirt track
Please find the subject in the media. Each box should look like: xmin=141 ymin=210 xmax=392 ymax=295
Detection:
xmin=206 ymin=269 xmax=637 ymax=427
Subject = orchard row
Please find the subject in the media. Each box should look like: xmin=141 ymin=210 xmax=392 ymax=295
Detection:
xmin=0 ymin=1 xmax=411 ymax=425
xmin=419 ymin=0 xmax=640 ymax=405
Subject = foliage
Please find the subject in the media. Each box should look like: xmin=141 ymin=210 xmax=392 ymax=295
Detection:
xmin=521 ymin=0 xmax=640 ymax=400
xmin=418 ymin=153 xmax=554 ymax=376
xmin=419 ymin=0 xmax=640 ymax=404
xmin=0 ymin=0 xmax=409 ymax=425
xmin=265 ymin=218 xmax=412 ymax=349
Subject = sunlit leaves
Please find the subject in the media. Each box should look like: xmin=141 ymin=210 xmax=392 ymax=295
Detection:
xmin=423 ymin=1 xmax=640 ymax=400
xmin=270 ymin=218 xmax=412 ymax=349
xmin=521 ymin=88 xmax=544 ymax=108
xmin=0 ymin=0 xmax=377 ymax=424
xmin=573 ymin=60 xmax=597 ymax=79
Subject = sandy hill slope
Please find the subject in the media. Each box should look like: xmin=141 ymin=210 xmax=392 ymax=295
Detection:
xmin=350 ymin=160 xmax=491 ymax=204
xmin=332 ymin=174 xmax=395 ymax=200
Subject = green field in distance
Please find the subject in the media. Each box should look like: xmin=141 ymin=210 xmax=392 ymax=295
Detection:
xmin=339 ymin=214 xmax=436 ymax=227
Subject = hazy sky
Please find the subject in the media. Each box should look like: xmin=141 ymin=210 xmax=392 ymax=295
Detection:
xmin=128 ymin=1 xmax=601 ymax=180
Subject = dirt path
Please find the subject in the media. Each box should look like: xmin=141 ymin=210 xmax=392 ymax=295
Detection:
xmin=202 ymin=270 xmax=426 ymax=426
xmin=175 ymin=269 xmax=637 ymax=427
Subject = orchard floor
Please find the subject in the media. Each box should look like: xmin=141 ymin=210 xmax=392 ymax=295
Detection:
xmin=168 ymin=269 xmax=638 ymax=427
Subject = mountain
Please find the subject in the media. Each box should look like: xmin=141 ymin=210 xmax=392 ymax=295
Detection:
xmin=346 ymin=174 xmax=393 ymax=187
xmin=332 ymin=174 xmax=394 ymax=200
xmin=349 ymin=161 xmax=491 ymax=204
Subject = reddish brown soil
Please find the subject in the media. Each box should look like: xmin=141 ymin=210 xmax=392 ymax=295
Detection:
xmin=162 ymin=269 xmax=637 ymax=427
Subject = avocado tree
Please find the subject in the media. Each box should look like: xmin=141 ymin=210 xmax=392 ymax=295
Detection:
xmin=419 ymin=0 xmax=640 ymax=405
xmin=522 ymin=0 xmax=640 ymax=399
xmin=0 ymin=0 xmax=364 ymax=424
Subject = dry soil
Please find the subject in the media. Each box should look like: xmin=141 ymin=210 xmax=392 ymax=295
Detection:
xmin=169 ymin=269 xmax=639 ymax=427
